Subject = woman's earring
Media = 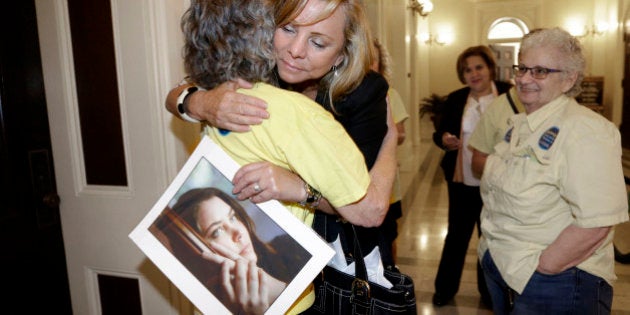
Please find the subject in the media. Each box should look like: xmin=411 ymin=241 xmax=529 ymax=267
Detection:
xmin=331 ymin=65 xmax=339 ymax=77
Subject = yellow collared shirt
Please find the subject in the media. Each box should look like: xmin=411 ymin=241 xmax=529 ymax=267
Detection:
xmin=478 ymin=95 xmax=629 ymax=293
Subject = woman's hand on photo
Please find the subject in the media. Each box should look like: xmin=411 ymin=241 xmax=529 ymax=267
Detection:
xmin=201 ymin=243 xmax=270 ymax=315
xmin=232 ymin=162 xmax=306 ymax=204
xmin=201 ymin=242 xmax=287 ymax=314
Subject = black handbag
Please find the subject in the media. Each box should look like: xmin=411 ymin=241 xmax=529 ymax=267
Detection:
xmin=305 ymin=213 xmax=417 ymax=314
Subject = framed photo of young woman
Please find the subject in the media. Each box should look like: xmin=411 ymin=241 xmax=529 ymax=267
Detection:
xmin=129 ymin=136 xmax=334 ymax=314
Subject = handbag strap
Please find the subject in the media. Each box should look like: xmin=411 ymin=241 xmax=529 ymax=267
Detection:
xmin=349 ymin=225 xmax=368 ymax=281
xmin=314 ymin=212 xmax=373 ymax=282
xmin=506 ymin=88 xmax=519 ymax=114
xmin=347 ymin=224 xmax=371 ymax=301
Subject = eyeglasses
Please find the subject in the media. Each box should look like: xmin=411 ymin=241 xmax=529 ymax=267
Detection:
xmin=512 ymin=65 xmax=563 ymax=79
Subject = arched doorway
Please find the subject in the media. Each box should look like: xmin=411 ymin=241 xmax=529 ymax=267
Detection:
xmin=487 ymin=17 xmax=529 ymax=82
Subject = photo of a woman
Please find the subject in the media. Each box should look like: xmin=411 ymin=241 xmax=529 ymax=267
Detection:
xmin=151 ymin=186 xmax=310 ymax=314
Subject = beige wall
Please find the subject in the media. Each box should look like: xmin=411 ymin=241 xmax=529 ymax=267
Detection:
xmin=367 ymin=0 xmax=626 ymax=127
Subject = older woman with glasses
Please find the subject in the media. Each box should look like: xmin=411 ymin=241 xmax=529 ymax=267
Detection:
xmin=477 ymin=27 xmax=629 ymax=314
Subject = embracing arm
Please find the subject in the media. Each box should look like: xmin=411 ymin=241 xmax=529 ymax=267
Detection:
xmin=165 ymin=79 xmax=269 ymax=132
xmin=536 ymin=225 xmax=610 ymax=274
xmin=328 ymin=104 xmax=398 ymax=227
xmin=325 ymin=72 xmax=397 ymax=226
xmin=232 ymin=101 xmax=397 ymax=228
xmin=233 ymin=150 xmax=396 ymax=227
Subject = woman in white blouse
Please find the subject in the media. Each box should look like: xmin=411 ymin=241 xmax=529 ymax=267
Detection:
xmin=431 ymin=45 xmax=512 ymax=308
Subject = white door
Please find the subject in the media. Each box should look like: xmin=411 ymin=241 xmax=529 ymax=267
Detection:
xmin=490 ymin=44 xmax=516 ymax=82
xmin=35 ymin=0 xmax=198 ymax=313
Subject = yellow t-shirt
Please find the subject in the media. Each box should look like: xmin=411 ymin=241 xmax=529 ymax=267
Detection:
xmin=204 ymin=82 xmax=371 ymax=313
xmin=478 ymin=95 xmax=629 ymax=293
xmin=389 ymin=88 xmax=409 ymax=125
xmin=387 ymin=88 xmax=409 ymax=203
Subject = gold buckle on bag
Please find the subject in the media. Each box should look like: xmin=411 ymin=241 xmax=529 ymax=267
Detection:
xmin=352 ymin=278 xmax=371 ymax=300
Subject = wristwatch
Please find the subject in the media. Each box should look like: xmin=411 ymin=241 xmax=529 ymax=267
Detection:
xmin=299 ymin=182 xmax=322 ymax=209
xmin=176 ymin=86 xmax=204 ymax=123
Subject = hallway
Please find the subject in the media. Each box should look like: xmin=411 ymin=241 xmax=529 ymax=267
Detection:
xmin=395 ymin=116 xmax=630 ymax=314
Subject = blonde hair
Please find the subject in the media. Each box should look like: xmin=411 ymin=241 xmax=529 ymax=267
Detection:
xmin=275 ymin=0 xmax=375 ymax=109
xmin=373 ymin=38 xmax=393 ymax=83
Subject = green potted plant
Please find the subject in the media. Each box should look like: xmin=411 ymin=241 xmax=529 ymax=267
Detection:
xmin=419 ymin=93 xmax=447 ymax=130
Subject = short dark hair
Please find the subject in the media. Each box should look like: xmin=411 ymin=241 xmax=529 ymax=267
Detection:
xmin=455 ymin=45 xmax=497 ymax=84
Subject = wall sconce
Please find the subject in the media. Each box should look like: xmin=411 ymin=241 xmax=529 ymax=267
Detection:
xmin=586 ymin=22 xmax=609 ymax=36
xmin=419 ymin=32 xmax=453 ymax=46
xmin=408 ymin=0 xmax=433 ymax=18
xmin=567 ymin=21 xmax=610 ymax=38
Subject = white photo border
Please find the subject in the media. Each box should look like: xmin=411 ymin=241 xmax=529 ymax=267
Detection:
xmin=129 ymin=136 xmax=334 ymax=314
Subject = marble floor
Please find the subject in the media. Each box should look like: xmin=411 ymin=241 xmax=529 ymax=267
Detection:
xmin=394 ymin=115 xmax=630 ymax=314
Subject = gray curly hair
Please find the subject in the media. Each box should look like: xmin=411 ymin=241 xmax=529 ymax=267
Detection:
xmin=181 ymin=0 xmax=277 ymax=89
xmin=519 ymin=27 xmax=585 ymax=97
